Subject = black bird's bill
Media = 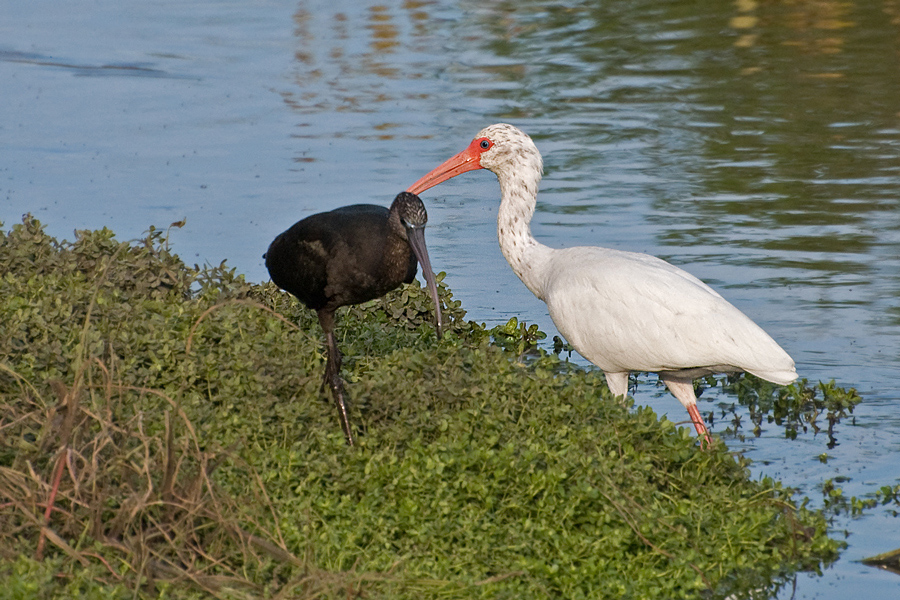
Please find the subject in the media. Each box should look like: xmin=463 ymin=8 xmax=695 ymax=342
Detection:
xmin=405 ymin=225 xmax=443 ymax=338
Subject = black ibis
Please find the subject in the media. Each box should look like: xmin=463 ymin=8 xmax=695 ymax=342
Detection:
xmin=265 ymin=191 xmax=443 ymax=446
xmin=408 ymin=124 xmax=796 ymax=444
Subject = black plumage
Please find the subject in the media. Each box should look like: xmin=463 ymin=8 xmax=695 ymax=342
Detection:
xmin=265 ymin=191 xmax=442 ymax=445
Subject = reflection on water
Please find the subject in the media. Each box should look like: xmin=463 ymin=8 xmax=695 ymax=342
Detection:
xmin=0 ymin=50 xmax=187 ymax=78
xmin=1 ymin=1 xmax=899 ymax=597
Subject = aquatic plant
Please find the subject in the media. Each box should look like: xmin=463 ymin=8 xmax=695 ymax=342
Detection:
xmin=711 ymin=372 xmax=861 ymax=446
xmin=0 ymin=217 xmax=848 ymax=599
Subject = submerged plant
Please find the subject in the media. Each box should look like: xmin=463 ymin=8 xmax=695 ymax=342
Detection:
xmin=711 ymin=373 xmax=862 ymax=446
xmin=0 ymin=217 xmax=852 ymax=599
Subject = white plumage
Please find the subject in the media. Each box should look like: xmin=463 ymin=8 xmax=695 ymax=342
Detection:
xmin=409 ymin=123 xmax=797 ymax=442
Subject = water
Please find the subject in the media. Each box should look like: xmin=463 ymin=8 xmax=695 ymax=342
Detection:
xmin=2 ymin=1 xmax=899 ymax=596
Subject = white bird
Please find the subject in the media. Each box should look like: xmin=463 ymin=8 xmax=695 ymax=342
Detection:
xmin=407 ymin=123 xmax=797 ymax=443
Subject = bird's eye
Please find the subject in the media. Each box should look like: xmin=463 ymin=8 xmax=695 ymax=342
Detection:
xmin=480 ymin=139 xmax=491 ymax=150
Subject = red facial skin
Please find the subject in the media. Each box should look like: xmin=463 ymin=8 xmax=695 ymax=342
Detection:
xmin=407 ymin=138 xmax=494 ymax=195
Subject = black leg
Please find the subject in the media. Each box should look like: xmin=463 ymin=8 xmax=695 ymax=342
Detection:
xmin=318 ymin=309 xmax=354 ymax=446
xmin=324 ymin=330 xmax=354 ymax=446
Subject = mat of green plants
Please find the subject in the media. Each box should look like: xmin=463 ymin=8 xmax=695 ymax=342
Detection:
xmin=0 ymin=217 xmax=863 ymax=599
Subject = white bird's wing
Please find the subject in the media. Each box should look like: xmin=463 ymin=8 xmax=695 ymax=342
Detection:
xmin=540 ymin=246 xmax=796 ymax=383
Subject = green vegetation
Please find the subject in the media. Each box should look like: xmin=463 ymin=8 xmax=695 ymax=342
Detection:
xmin=0 ymin=217 xmax=851 ymax=599
xmin=820 ymin=480 xmax=900 ymax=518
xmin=712 ymin=374 xmax=862 ymax=446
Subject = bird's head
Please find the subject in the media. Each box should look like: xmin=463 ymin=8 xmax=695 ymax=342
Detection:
xmin=407 ymin=123 xmax=543 ymax=195
xmin=392 ymin=191 xmax=428 ymax=232
xmin=390 ymin=191 xmax=443 ymax=338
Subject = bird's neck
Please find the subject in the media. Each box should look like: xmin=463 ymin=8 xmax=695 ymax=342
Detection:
xmin=496 ymin=165 xmax=552 ymax=300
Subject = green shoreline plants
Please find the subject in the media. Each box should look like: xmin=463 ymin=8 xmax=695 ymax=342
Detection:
xmin=0 ymin=217 xmax=848 ymax=598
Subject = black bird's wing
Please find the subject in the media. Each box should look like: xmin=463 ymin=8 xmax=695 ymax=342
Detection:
xmin=265 ymin=204 xmax=402 ymax=311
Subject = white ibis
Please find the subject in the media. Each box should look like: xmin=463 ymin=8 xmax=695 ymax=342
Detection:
xmin=265 ymin=191 xmax=443 ymax=446
xmin=407 ymin=124 xmax=797 ymax=443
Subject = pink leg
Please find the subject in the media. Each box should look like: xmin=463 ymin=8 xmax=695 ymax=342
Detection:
xmin=659 ymin=373 xmax=712 ymax=446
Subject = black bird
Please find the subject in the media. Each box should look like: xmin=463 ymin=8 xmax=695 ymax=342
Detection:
xmin=264 ymin=191 xmax=443 ymax=446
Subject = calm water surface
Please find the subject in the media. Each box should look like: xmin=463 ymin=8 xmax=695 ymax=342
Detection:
xmin=2 ymin=1 xmax=899 ymax=597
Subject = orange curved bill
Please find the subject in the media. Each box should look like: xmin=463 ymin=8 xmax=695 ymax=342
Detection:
xmin=407 ymin=139 xmax=485 ymax=195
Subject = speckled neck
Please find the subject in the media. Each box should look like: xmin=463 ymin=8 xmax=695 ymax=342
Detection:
xmin=494 ymin=156 xmax=552 ymax=301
